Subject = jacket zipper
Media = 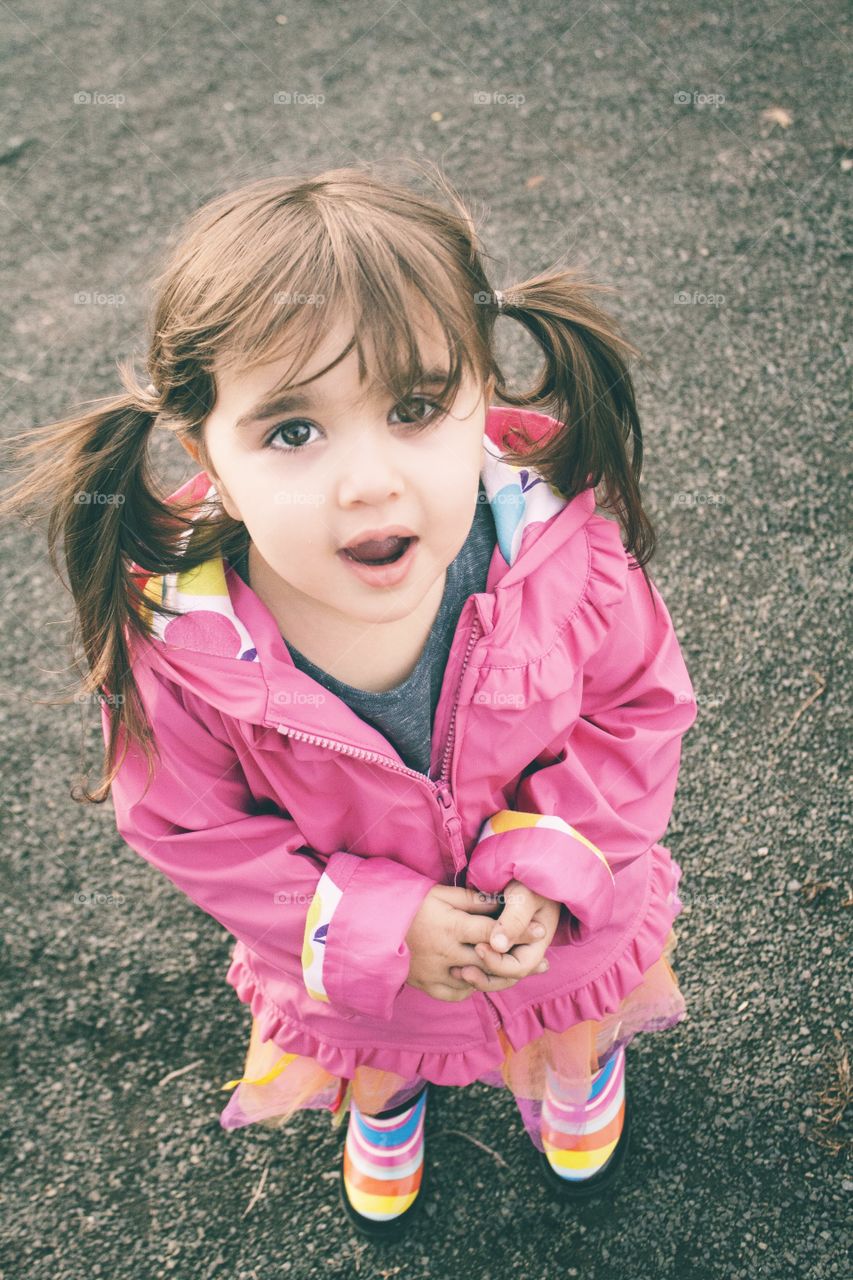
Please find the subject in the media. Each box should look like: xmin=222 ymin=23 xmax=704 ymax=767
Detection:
xmin=271 ymin=610 xmax=501 ymax=1032
xmin=271 ymin=724 xmax=458 ymax=882
xmin=437 ymin=616 xmax=483 ymax=787
xmin=437 ymin=613 xmax=501 ymax=1035
xmin=271 ymin=612 xmax=484 ymax=886
xmin=436 ymin=611 xmax=483 ymax=886
xmin=482 ymin=994 xmax=501 ymax=1027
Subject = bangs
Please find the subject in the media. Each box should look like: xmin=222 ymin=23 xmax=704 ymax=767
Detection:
xmin=195 ymin=186 xmax=490 ymax=411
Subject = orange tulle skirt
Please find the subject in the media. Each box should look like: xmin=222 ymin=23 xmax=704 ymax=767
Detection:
xmin=219 ymin=928 xmax=685 ymax=1151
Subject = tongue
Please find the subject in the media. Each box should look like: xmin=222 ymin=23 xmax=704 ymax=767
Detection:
xmin=349 ymin=536 xmax=408 ymax=562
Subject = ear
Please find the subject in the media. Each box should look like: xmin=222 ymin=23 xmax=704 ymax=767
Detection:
xmin=178 ymin=433 xmax=201 ymax=465
xmin=172 ymin=430 xmax=239 ymax=519
xmin=177 ymin=432 xmax=243 ymax=522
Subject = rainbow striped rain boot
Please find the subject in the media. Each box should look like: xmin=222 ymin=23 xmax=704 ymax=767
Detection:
xmin=539 ymin=1044 xmax=632 ymax=1198
xmin=339 ymin=1083 xmax=430 ymax=1239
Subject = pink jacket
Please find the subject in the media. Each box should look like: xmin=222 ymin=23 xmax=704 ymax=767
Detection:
xmin=103 ymin=406 xmax=698 ymax=1086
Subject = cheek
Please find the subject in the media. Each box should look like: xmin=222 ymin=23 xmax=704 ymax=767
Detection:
xmin=197 ymin=437 xmax=249 ymax=520
xmin=219 ymin=489 xmax=244 ymax=522
xmin=430 ymin=496 xmax=480 ymax=559
xmin=247 ymin=503 xmax=328 ymax=564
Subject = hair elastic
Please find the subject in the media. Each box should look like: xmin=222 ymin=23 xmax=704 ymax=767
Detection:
xmin=494 ymin=290 xmax=506 ymax=313
xmin=135 ymin=382 xmax=160 ymax=417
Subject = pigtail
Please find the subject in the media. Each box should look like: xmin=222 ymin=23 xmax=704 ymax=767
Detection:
xmin=0 ymin=358 xmax=244 ymax=806
xmin=488 ymin=267 xmax=656 ymax=592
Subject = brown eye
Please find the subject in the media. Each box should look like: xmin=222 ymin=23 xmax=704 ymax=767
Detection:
xmin=264 ymin=420 xmax=316 ymax=451
xmin=390 ymin=397 xmax=445 ymax=426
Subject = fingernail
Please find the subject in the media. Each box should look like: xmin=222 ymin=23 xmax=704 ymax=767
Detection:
xmin=532 ymin=924 xmax=545 ymax=938
xmin=538 ymin=961 xmax=549 ymax=972
xmin=493 ymin=932 xmax=508 ymax=950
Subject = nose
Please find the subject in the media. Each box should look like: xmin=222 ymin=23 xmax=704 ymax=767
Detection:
xmin=334 ymin=424 xmax=406 ymax=506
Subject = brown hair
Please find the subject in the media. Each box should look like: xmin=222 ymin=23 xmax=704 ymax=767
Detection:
xmin=0 ymin=160 xmax=655 ymax=806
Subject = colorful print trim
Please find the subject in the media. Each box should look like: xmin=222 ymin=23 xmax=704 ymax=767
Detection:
xmin=480 ymin=444 xmax=567 ymax=567
xmin=135 ymin=482 xmax=259 ymax=662
xmin=477 ymin=809 xmax=615 ymax=883
xmin=301 ymin=870 xmax=343 ymax=1002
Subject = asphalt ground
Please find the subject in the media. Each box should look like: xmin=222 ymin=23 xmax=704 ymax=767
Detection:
xmin=0 ymin=2 xmax=850 ymax=1278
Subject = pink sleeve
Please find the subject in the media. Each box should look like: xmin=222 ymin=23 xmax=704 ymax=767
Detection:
xmin=467 ymin=552 xmax=697 ymax=945
xmin=103 ymin=656 xmax=434 ymax=1021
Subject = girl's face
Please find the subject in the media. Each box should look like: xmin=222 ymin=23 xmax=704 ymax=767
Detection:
xmin=180 ymin=313 xmax=494 ymax=638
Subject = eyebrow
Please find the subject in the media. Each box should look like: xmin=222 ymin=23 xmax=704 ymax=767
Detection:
xmin=235 ymin=367 xmax=453 ymax=429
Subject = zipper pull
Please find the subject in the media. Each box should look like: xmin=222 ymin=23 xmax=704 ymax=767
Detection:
xmin=435 ymin=781 xmax=461 ymax=829
xmin=435 ymin=781 xmax=465 ymax=885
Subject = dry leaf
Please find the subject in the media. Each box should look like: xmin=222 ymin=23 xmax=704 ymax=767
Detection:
xmin=761 ymin=106 xmax=793 ymax=128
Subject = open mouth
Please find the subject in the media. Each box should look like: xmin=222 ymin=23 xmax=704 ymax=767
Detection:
xmin=342 ymin=536 xmax=415 ymax=566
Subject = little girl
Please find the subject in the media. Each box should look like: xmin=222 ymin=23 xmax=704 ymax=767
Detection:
xmin=2 ymin=163 xmax=698 ymax=1241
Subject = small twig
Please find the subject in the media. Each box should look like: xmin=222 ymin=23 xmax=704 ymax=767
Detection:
xmin=156 ymin=1059 xmax=203 ymax=1087
xmin=242 ymin=1161 xmax=270 ymax=1218
xmin=346 ymin=1239 xmax=369 ymax=1274
xmin=776 ymin=669 xmax=826 ymax=743
xmin=813 ymin=1030 xmax=852 ymax=1155
xmin=434 ymin=1126 xmax=510 ymax=1168
xmin=801 ymin=878 xmax=836 ymax=903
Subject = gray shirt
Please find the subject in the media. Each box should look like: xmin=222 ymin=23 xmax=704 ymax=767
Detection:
xmin=229 ymin=482 xmax=496 ymax=778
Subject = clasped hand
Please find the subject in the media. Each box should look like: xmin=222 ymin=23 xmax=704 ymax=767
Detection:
xmin=404 ymin=878 xmax=562 ymax=1003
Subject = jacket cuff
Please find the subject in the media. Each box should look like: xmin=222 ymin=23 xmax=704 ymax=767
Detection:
xmin=467 ymin=810 xmax=616 ymax=940
xmin=551 ymin=904 xmax=579 ymax=946
xmin=301 ymin=852 xmax=434 ymax=1020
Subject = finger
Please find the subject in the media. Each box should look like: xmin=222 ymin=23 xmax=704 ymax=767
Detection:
xmin=467 ymin=945 xmax=522 ymax=977
xmin=459 ymin=915 xmax=542 ymax=949
xmin=442 ymin=886 xmax=502 ymax=914
xmin=505 ymin=940 xmax=547 ymax=967
xmin=458 ymin=916 xmax=504 ymax=948
xmin=423 ymin=950 xmax=482 ymax=990
xmin=441 ymin=938 xmax=498 ymax=980
xmin=454 ymin=961 xmax=550 ymax=990
xmin=474 ymin=939 xmax=549 ymax=977
xmin=528 ymin=904 xmax=554 ymax=940
xmin=451 ymin=965 xmax=517 ymax=992
xmin=489 ymin=885 xmax=535 ymax=957
xmin=503 ymin=920 xmax=546 ymax=944
xmin=442 ymin=969 xmax=481 ymax=992
xmin=454 ymin=936 xmax=525 ymax=972
xmin=453 ymin=941 xmax=495 ymax=971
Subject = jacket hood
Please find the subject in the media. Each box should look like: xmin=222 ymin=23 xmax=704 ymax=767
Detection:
xmin=130 ymin=405 xmax=616 ymax=735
